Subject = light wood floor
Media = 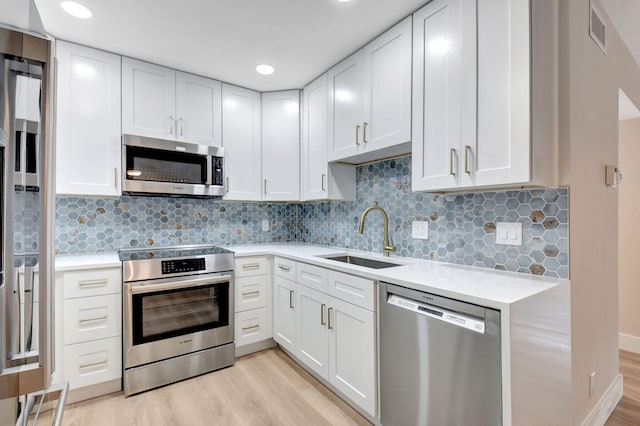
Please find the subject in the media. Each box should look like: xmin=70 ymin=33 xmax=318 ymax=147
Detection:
xmin=37 ymin=348 xmax=371 ymax=426
xmin=606 ymin=350 xmax=640 ymax=425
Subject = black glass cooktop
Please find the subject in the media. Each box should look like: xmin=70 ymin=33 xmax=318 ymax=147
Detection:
xmin=118 ymin=245 xmax=233 ymax=261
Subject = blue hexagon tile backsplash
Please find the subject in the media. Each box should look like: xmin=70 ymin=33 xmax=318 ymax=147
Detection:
xmin=54 ymin=155 xmax=568 ymax=278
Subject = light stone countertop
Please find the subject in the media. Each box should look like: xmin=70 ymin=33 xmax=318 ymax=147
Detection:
xmin=55 ymin=252 xmax=121 ymax=271
xmin=227 ymin=243 xmax=569 ymax=310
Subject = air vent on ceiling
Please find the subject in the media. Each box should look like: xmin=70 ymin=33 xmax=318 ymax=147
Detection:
xmin=590 ymin=1 xmax=607 ymax=54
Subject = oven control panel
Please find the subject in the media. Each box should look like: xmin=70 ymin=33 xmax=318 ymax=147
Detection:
xmin=161 ymin=258 xmax=206 ymax=274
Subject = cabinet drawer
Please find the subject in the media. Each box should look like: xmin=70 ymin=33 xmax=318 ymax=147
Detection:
xmin=297 ymin=262 xmax=328 ymax=293
xmin=63 ymin=336 xmax=121 ymax=390
xmin=63 ymin=267 xmax=121 ymax=298
xmin=235 ymin=307 xmax=270 ymax=347
xmin=274 ymin=257 xmax=297 ymax=279
xmin=63 ymin=294 xmax=121 ymax=345
xmin=328 ymin=270 xmax=375 ymax=311
xmin=235 ymin=274 xmax=268 ymax=312
xmin=235 ymin=256 xmax=268 ymax=277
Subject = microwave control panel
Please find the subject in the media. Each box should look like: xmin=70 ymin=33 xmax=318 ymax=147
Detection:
xmin=212 ymin=157 xmax=223 ymax=186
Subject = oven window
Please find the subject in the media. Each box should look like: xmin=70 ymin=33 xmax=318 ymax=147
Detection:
xmin=132 ymin=282 xmax=229 ymax=345
xmin=125 ymin=145 xmax=207 ymax=184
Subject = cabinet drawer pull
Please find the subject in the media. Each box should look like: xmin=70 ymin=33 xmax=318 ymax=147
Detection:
xmin=242 ymin=325 xmax=260 ymax=331
xmin=450 ymin=148 xmax=456 ymax=176
xmin=79 ymin=315 xmax=108 ymax=323
xmin=328 ymin=307 xmax=334 ymax=330
xmin=289 ymin=290 xmax=294 ymax=309
xmin=465 ymin=145 xmax=472 ymax=174
xmin=242 ymin=290 xmax=260 ymax=297
xmin=242 ymin=263 xmax=260 ymax=270
xmin=355 ymin=125 xmax=360 ymax=145
xmin=363 ymin=122 xmax=368 ymax=143
xmin=321 ymin=174 xmax=326 ymax=191
xmin=78 ymin=279 xmax=108 ymax=287
xmin=321 ymin=303 xmax=326 ymax=325
xmin=278 ymin=265 xmax=291 ymax=272
xmin=79 ymin=360 xmax=107 ymax=369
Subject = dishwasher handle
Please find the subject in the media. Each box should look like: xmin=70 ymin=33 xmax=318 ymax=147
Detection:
xmin=387 ymin=294 xmax=486 ymax=334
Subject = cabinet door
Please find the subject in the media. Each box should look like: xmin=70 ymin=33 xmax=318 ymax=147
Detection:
xmin=328 ymin=296 xmax=376 ymax=417
xmin=122 ymin=57 xmax=176 ymax=139
xmin=222 ymin=84 xmax=262 ymax=201
xmin=301 ymin=74 xmax=329 ymax=200
xmin=327 ymin=51 xmax=364 ymax=161
xmin=262 ymin=90 xmax=300 ymax=201
xmin=296 ymin=284 xmax=330 ymax=379
xmin=411 ymin=0 xmax=467 ymax=192
xmin=235 ymin=307 xmax=270 ymax=347
xmin=56 ymin=41 xmax=121 ymax=196
xmin=176 ymin=71 xmax=222 ymax=146
xmin=470 ymin=0 xmax=530 ymax=187
xmin=273 ymin=275 xmax=296 ymax=354
xmin=362 ymin=16 xmax=412 ymax=151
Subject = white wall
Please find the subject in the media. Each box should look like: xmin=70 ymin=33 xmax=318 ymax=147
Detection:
xmin=0 ymin=0 xmax=45 ymax=36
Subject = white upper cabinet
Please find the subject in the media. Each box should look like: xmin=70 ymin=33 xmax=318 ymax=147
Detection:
xmin=412 ymin=0 xmax=533 ymax=192
xmin=56 ymin=41 xmax=122 ymax=196
xmin=176 ymin=72 xmax=222 ymax=146
xmin=262 ymin=90 xmax=300 ymax=201
xmin=222 ymin=84 xmax=262 ymax=201
xmin=122 ymin=57 xmax=222 ymax=146
xmin=328 ymin=16 xmax=412 ymax=164
xmin=301 ymin=74 xmax=355 ymax=201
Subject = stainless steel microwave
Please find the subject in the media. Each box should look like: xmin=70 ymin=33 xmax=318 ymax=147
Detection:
xmin=122 ymin=134 xmax=224 ymax=198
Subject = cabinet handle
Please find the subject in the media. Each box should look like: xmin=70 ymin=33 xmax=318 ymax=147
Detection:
xmin=79 ymin=315 xmax=108 ymax=323
xmin=242 ymin=263 xmax=260 ymax=270
xmin=225 ymin=176 xmax=230 ymax=194
xmin=278 ymin=265 xmax=291 ymax=272
xmin=321 ymin=174 xmax=326 ymax=191
xmin=355 ymin=125 xmax=360 ymax=145
xmin=289 ymin=290 xmax=294 ymax=309
xmin=242 ymin=290 xmax=260 ymax=297
xmin=179 ymin=117 xmax=184 ymax=136
xmin=328 ymin=307 xmax=334 ymax=329
xmin=242 ymin=325 xmax=260 ymax=331
xmin=78 ymin=279 xmax=107 ymax=287
xmin=363 ymin=122 xmax=368 ymax=143
xmin=80 ymin=360 xmax=107 ymax=369
xmin=169 ymin=115 xmax=174 ymax=135
xmin=114 ymin=168 xmax=118 ymax=189
xmin=264 ymin=179 xmax=267 ymax=195
xmin=321 ymin=303 xmax=326 ymax=325
xmin=450 ymin=148 xmax=456 ymax=176
xmin=464 ymin=145 xmax=472 ymax=174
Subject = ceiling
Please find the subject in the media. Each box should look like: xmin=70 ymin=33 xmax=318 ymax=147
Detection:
xmin=34 ymin=0 xmax=427 ymax=92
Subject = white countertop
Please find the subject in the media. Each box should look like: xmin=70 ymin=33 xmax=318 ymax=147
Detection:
xmin=55 ymin=252 xmax=121 ymax=271
xmin=227 ymin=243 xmax=569 ymax=310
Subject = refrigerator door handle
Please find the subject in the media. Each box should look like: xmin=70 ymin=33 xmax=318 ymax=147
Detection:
xmin=24 ymin=266 xmax=34 ymax=352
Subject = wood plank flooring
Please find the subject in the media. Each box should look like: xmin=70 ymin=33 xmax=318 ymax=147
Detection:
xmin=606 ymin=350 xmax=640 ymax=425
xmin=36 ymin=348 xmax=371 ymax=426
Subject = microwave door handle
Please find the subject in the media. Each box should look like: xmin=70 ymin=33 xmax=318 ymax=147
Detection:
xmin=206 ymin=155 xmax=212 ymax=185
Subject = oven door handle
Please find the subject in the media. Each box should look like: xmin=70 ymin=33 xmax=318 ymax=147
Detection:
xmin=130 ymin=274 xmax=232 ymax=295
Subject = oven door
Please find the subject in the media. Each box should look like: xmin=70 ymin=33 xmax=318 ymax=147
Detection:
xmin=124 ymin=272 xmax=234 ymax=368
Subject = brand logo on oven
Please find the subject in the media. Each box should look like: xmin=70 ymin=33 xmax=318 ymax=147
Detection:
xmin=180 ymin=339 xmax=193 ymax=344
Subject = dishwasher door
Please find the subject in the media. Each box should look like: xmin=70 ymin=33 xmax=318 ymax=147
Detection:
xmin=379 ymin=282 xmax=502 ymax=426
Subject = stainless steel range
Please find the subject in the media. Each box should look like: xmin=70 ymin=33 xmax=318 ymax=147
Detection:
xmin=120 ymin=245 xmax=235 ymax=396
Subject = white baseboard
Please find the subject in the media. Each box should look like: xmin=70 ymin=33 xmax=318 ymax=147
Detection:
xmin=581 ymin=374 xmax=623 ymax=426
xmin=619 ymin=333 xmax=640 ymax=353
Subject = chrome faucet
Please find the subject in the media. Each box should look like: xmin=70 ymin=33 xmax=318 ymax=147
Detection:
xmin=358 ymin=202 xmax=396 ymax=257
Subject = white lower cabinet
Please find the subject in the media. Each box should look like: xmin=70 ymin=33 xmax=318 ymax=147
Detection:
xmin=63 ymin=336 xmax=121 ymax=390
xmin=235 ymin=308 xmax=270 ymax=347
xmin=234 ymin=256 xmax=272 ymax=354
xmin=296 ymin=285 xmax=330 ymax=378
xmin=273 ymin=275 xmax=297 ymax=354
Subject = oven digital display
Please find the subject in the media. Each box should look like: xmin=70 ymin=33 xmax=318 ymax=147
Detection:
xmin=161 ymin=258 xmax=206 ymax=274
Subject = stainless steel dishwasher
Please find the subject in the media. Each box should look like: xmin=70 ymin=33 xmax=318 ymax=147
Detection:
xmin=379 ymin=282 xmax=502 ymax=426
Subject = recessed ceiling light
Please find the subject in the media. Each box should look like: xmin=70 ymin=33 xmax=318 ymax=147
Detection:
xmin=61 ymin=1 xmax=93 ymax=19
xmin=256 ymin=64 xmax=275 ymax=75
xmin=337 ymin=0 xmax=352 ymax=2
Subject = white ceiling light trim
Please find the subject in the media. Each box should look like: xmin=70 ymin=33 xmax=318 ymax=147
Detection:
xmin=61 ymin=1 xmax=92 ymax=19
xmin=256 ymin=64 xmax=275 ymax=75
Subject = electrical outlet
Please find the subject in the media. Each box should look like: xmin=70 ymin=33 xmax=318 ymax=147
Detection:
xmin=262 ymin=219 xmax=270 ymax=232
xmin=412 ymin=221 xmax=429 ymax=240
xmin=496 ymin=222 xmax=522 ymax=246
xmin=589 ymin=372 xmax=596 ymax=397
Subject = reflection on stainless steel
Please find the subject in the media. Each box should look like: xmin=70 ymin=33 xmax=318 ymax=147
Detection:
xmin=121 ymin=246 xmax=235 ymax=396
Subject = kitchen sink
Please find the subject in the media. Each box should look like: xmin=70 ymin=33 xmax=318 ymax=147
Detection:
xmin=323 ymin=255 xmax=402 ymax=269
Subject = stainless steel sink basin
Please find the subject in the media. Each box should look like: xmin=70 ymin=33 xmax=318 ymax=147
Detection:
xmin=324 ymin=255 xmax=402 ymax=269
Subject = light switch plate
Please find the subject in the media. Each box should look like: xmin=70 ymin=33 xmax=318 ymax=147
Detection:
xmin=412 ymin=221 xmax=429 ymax=240
xmin=496 ymin=222 xmax=522 ymax=246
xmin=262 ymin=219 xmax=270 ymax=232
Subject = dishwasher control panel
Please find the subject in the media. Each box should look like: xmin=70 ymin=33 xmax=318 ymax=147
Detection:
xmin=388 ymin=294 xmax=485 ymax=333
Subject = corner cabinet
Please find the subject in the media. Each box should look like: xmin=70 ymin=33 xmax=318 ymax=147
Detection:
xmin=301 ymin=74 xmax=355 ymax=201
xmin=122 ymin=57 xmax=222 ymax=146
xmin=328 ymin=16 xmax=412 ymax=164
xmin=412 ymin=0 xmax=553 ymax=192
xmin=222 ymin=84 xmax=262 ymax=201
xmin=55 ymin=41 xmax=122 ymax=196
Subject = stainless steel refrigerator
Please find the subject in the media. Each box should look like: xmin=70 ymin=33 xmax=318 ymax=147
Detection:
xmin=0 ymin=27 xmax=66 ymax=425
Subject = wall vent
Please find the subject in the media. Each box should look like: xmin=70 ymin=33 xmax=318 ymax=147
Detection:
xmin=590 ymin=1 xmax=607 ymax=54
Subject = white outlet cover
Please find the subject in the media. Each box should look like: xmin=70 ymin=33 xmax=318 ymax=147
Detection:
xmin=496 ymin=222 xmax=522 ymax=246
xmin=262 ymin=219 xmax=270 ymax=232
xmin=412 ymin=221 xmax=429 ymax=240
